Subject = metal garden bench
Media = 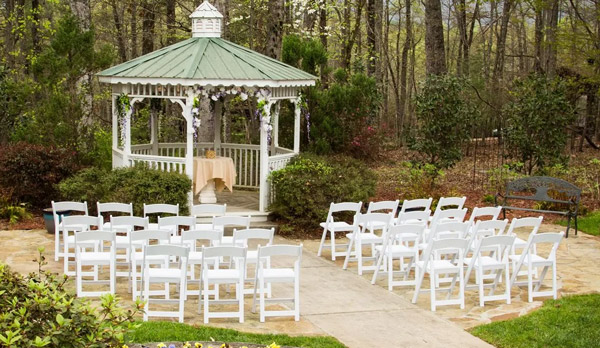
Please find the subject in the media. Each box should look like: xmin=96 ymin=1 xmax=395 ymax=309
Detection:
xmin=495 ymin=176 xmax=581 ymax=237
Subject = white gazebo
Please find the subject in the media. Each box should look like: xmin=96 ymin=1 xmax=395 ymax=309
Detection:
xmin=97 ymin=1 xmax=316 ymax=218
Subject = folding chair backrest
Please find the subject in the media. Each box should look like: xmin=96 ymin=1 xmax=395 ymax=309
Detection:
xmin=473 ymin=219 xmax=508 ymax=237
xmin=478 ymin=235 xmax=515 ymax=250
xmin=399 ymin=198 xmax=433 ymax=213
xmin=356 ymin=212 xmax=393 ymax=231
xmin=387 ymin=223 xmax=425 ymax=244
xmin=97 ymin=202 xmax=133 ymax=216
xmin=143 ymin=203 xmax=179 ymax=217
xmin=76 ymin=230 xmax=116 ymax=244
xmin=324 ymin=202 xmax=362 ymax=226
xmin=431 ymin=207 xmax=467 ymax=226
xmin=202 ymin=246 xmax=246 ymax=269
xmin=110 ymin=216 xmax=149 ymax=230
xmin=181 ymin=229 xmax=222 ymax=250
xmin=212 ymin=216 xmax=251 ymax=231
xmin=435 ymin=196 xmax=467 ymax=212
xmin=144 ymin=244 xmax=190 ymax=258
xmin=233 ymin=228 xmax=274 ymax=248
xmin=62 ymin=215 xmax=100 ymax=230
xmin=366 ymin=200 xmax=400 ymax=216
xmin=468 ymin=206 xmax=502 ymax=224
xmin=191 ymin=204 xmax=227 ymax=217
xmin=430 ymin=221 xmax=470 ymax=241
xmin=158 ymin=216 xmax=196 ymax=233
xmin=397 ymin=210 xmax=431 ymax=225
xmin=506 ymin=216 xmax=543 ymax=236
xmin=257 ymin=244 xmax=303 ymax=258
xmin=52 ymin=201 xmax=89 ymax=230
xmin=529 ymin=232 xmax=564 ymax=253
xmin=130 ymin=229 xmax=171 ymax=246
xmin=423 ymin=238 xmax=469 ymax=261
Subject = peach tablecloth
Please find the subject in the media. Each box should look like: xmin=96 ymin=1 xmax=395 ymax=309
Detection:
xmin=193 ymin=157 xmax=236 ymax=195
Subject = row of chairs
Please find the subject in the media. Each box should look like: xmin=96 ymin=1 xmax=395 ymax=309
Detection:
xmin=51 ymin=201 xmax=302 ymax=323
xmin=317 ymin=198 xmax=564 ymax=311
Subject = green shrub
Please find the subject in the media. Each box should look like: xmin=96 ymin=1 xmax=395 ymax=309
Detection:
xmin=0 ymin=142 xmax=80 ymax=208
xmin=0 ymin=248 xmax=141 ymax=347
xmin=486 ymin=163 xmax=525 ymax=194
xmin=269 ymin=155 xmax=376 ymax=234
xmin=394 ymin=162 xmax=445 ymax=201
xmin=59 ymin=166 xmax=191 ymax=216
xmin=0 ymin=204 xmax=32 ymax=225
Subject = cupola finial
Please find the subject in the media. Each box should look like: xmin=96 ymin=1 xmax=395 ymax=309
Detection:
xmin=190 ymin=1 xmax=223 ymax=38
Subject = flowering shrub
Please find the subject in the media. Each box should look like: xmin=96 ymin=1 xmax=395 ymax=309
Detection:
xmin=0 ymin=248 xmax=141 ymax=347
xmin=0 ymin=142 xmax=80 ymax=207
xmin=349 ymin=124 xmax=390 ymax=161
xmin=58 ymin=166 xmax=191 ymax=216
xmin=269 ymin=154 xmax=375 ymax=235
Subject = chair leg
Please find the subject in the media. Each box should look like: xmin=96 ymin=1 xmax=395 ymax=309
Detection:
xmin=459 ymin=268 xmax=465 ymax=309
xmin=357 ymin=242 xmax=363 ymax=275
xmin=317 ymin=227 xmax=327 ymax=257
xmin=527 ymin=262 xmax=533 ymax=303
xmin=552 ymin=262 xmax=558 ymax=299
xmin=430 ymin=270 xmax=436 ymax=312
xmin=143 ymin=275 xmax=150 ymax=322
xmin=412 ymin=266 xmax=424 ymax=304
xmin=55 ymin=228 xmax=60 ymax=261
xmin=330 ymin=231 xmax=337 ymax=261
xmin=203 ymin=280 xmax=210 ymax=323
xmin=534 ymin=266 xmax=550 ymax=292
xmin=239 ymin=279 xmax=245 ymax=323
xmin=294 ymin=277 xmax=300 ymax=321
xmin=76 ymin=261 xmax=82 ymax=297
xmin=505 ymin=263 xmax=511 ymax=304
xmin=179 ymin=279 xmax=186 ymax=323
xmin=478 ymin=267 xmax=484 ymax=307
xmin=110 ymin=261 xmax=116 ymax=295
xmin=342 ymin=238 xmax=354 ymax=270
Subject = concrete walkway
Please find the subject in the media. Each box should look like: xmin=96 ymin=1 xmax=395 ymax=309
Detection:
xmin=0 ymin=229 xmax=491 ymax=348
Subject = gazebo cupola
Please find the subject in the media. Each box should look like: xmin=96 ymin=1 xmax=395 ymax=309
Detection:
xmin=190 ymin=1 xmax=223 ymax=38
xmin=96 ymin=1 xmax=317 ymax=216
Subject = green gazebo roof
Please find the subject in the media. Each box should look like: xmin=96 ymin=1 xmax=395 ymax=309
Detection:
xmin=97 ymin=37 xmax=316 ymax=88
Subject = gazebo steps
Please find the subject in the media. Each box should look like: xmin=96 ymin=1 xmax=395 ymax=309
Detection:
xmin=195 ymin=211 xmax=270 ymax=223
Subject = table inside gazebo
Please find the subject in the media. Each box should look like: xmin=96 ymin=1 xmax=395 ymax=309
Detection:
xmin=193 ymin=156 xmax=235 ymax=203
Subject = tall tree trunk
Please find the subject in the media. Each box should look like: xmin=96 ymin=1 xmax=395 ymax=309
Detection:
xmin=533 ymin=2 xmax=544 ymax=73
xmin=544 ymin=0 xmax=559 ymax=77
xmin=366 ymin=0 xmax=377 ymax=76
xmin=130 ymin=0 xmax=138 ymax=58
xmin=70 ymin=0 xmax=91 ymax=29
xmin=266 ymin=0 xmax=284 ymax=59
xmin=31 ymin=0 xmax=40 ymax=54
xmin=341 ymin=0 xmax=364 ymax=70
xmin=399 ymin=0 xmax=412 ymax=136
xmin=492 ymin=0 xmax=514 ymax=81
xmin=319 ymin=5 xmax=329 ymax=86
xmin=141 ymin=1 xmax=156 ymax=54
xmin=165 ymin=0 xmax=176 ymax=45
xmin=111 ymin=0 xmax=128 ymax=61
xmin=424 ymin=0 xmax=447 ymax=75
xmin=455 ymin=0 xmax=467 ymax=76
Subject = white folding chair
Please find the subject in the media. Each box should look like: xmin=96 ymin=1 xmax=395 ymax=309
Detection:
xmin=75 ymin=231 xmax=116 ymax=297
xmin=97 ymin=202 xmax=133 ymax=230
xmin=144 ymin=203 xmax=179 ymax=229
xmin=467 ymin=219 xmax=509 ymax=254
xmin=412 ymin=238 xmax=469 ymax=311
xmin=232 ymin=228 xmax=275 ymax=295
xmin=433 ymin=196 xmax=467 ymax=216
xmin=422 ymin=220 xmax=471 ymax=250
xmin=110 ymin=216 xmax=149 ymax=278
xmin=396 ymin=209 xmax=431 ymax=226
xmin=361 ymin=200 xmax=400 ymax=232
xmin=463 ymin=235 xmax=515 ymax=306
xmin=142 ymin=244 xmax=189 ymax=323
xmin=212 ymin=216 xmax=251 ymax=246
xmin=62 ymin=215 xmax=100 ymax=276
xmin=51 ymin=201 xmax=89 ymax=261
xmin=317 ymin=202 xmax=362 ymax=260
xmin=399 ymin=198 xmax=433 ymax=214
xmin=343 ymin=213 xmax=392 ymax=275
xmin=505 ymin=216 xmax=543 ymax=251
xmin=158 ymin=215 xmax=196 ymax=244
xmin=200 ymin=246 xmax=247 ymax=323
xmin=180 ymin=229 xmax=222 ymax=299
xmin=192 ymin=204 xmax=227 ymax=230
xmin=467 ymin=206 xmax=502 ymax=225
xmin=371 ymin=224 xmax=425 ymax=290
xmin=252 ymin=244 xmax=302 ymax=322
xmin=430 ymin=207 xmax=468 ymax=228
xmin=129 ymin=229 xmax=171 ymax=300
xmin=509 ymin=232 xmax=564 ymax=302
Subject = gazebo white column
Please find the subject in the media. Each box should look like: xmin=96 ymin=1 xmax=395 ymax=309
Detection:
xmin=111 ymin=95 xmax=119 ymax=168
xmin=123 ymin=101 xmax=134 ymax=166
xmin=259 ymin=101 xmax=274 ymax=212
xmin=150 ymin=108 xmax=159 ymax=155
xmin=293 ymin=98 xmax=302 ymax=154
xmin=271 ymin=102 xmax=280 ymax=154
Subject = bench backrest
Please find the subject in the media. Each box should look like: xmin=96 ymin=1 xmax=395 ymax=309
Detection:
xmin=505 ymin=176 xmax=581 ymax=204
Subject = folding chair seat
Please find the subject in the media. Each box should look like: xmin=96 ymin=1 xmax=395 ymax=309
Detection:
xmin=97 ymin=202 xmax=133 ymax=231
xmin=371 ymin=224 xmax=425 ymax=290
xmin=399 ymin=198 xmax=433 ymax=214
xmin=412 ymin=238 xmax=469 ymax=311
xmin=130 ymin=229 xmax=171 ymax=300
xmin=361 ymin=200 xmax=399 ymax=232
xmin=252 ymin=244 xmax=302 ymax=322
xmin=343 ymin=213 xmax=392 ymax=275
xmin=509 ymin=232 xmax=564 ymax=302
xmin=200 ymin=246 xmax=247 ymax=323
xmin=158 ymin=215 xmax=196 ymax=244
xmin=212 ymin=216 xmax=251 ymax=246
xmin=142 ymin=245 xmax=189 ymax=323
xmin=109 ymin=216 xmax=149 ymax=278
xmin=192 ymin=204 xmax=227 ymax=230
xmin=180 ymin=229 xmax=222 ymax=298
xmin=317 ymin=202 xmax=362 ymax=261
xmin=62 ymin=215 xmax=101 ymax=276
xmin=144 ymin=203 xmax=179 ymax=229
xmin=463 ymin=235 xmax=515 ymax=306
xmin=51 ymin=201 xmax=89 ymax=261
xmin=75 ymin=231 xmax=116 ymax=297
xmin=232 ymin=228 xmax=275 ymax=295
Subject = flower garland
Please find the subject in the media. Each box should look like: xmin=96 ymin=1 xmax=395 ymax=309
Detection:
xmin=116 ymin=93 xmax=131 ymax=146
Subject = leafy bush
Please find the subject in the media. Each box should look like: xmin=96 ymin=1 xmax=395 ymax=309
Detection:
xmin=269 ymin=155 xmax=376 ymax=234
xmin=0 ymin=204 xmax=32 ymax=225
xmin=410 ymin=75 xmax=479 ymax=169
xmin=394 ymin=162 xmax=445 ymax=201
xmin=0 ymin=248 xmax=140 ymax=347
xmin=59 ymin=166 xmax=191 ymax=216
xmin=486 ymin=163 xmax=525 ymax=194
xmin=503 ymin=74 xmax=576 ymax=174
xmin=0 ymin=142 xmax=80 ymax=208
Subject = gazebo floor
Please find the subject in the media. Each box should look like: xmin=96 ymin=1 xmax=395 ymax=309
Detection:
xmin=194 ymin=189 xmax=269 ymax=222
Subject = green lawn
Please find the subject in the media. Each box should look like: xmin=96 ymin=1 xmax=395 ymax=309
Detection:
xmin=127 ymin=321 xmax=346 ymax=348
xmin=557 ymin=211 xmax=600 ymax=236
xmin=470 ymin=293 xmax=600 ymax=348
